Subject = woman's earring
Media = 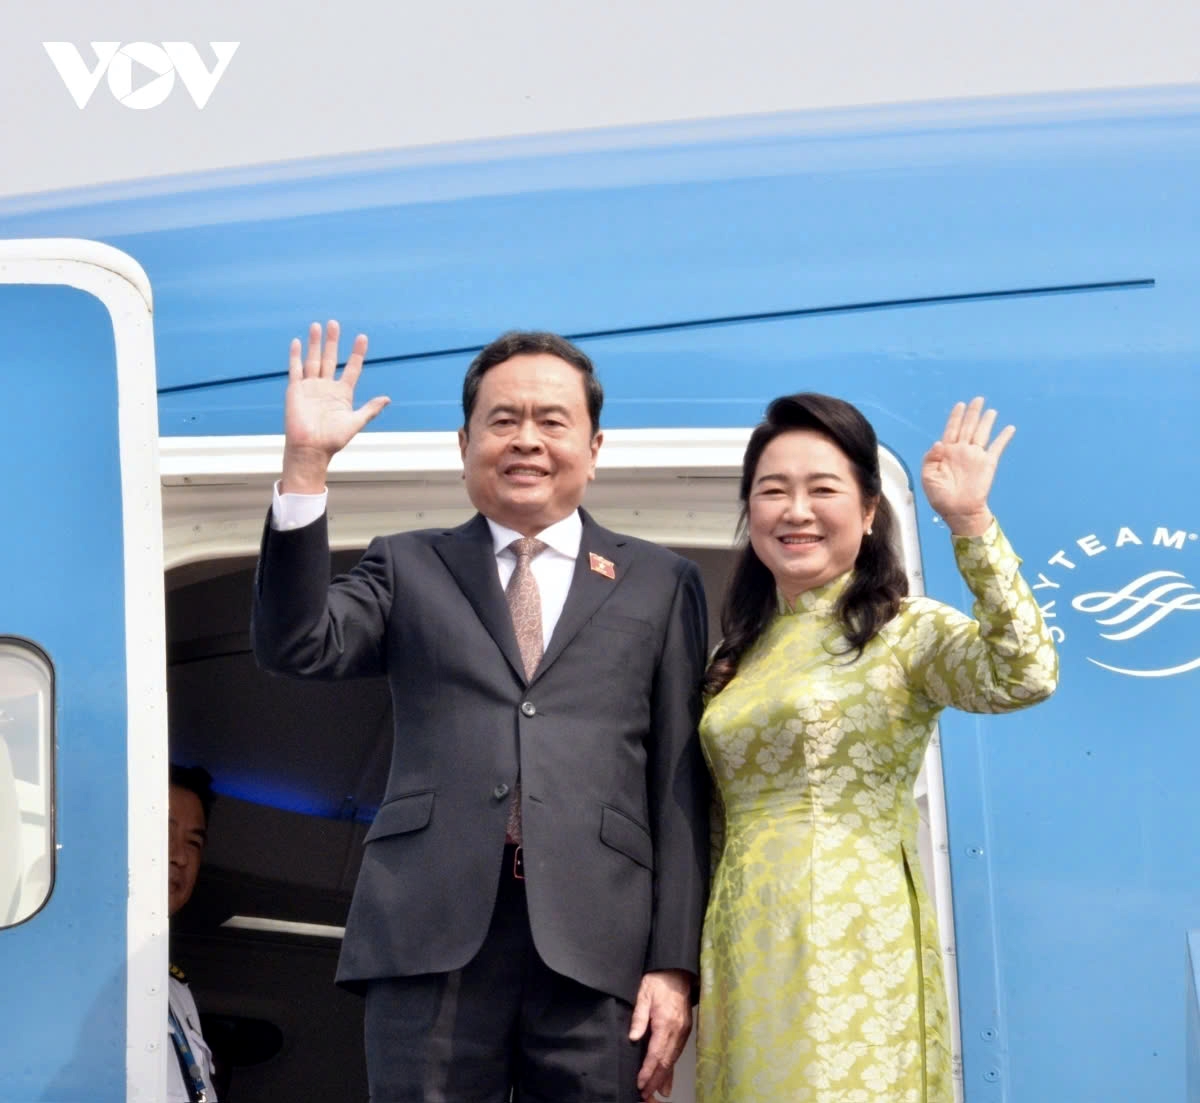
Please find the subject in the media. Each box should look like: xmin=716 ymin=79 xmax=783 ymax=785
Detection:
xmin=866 ymin=526 xmax=873 ymax=536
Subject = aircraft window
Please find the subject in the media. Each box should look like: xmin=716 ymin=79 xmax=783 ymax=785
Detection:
xmin=0 ymin=639 xmax=54 ymax=927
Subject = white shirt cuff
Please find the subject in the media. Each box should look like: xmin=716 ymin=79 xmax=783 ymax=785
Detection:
xmin=270 ymin=480 xmax=328 ymax=531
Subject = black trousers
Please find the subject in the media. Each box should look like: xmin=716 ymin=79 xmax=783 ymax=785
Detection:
xmin=364 ymin=846 xmax=646 ymax=1102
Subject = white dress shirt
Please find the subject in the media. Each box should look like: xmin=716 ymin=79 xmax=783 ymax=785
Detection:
xmin=271 ymin=485 xmax=580 ymax=649
xmin=484 ymin=512 xmax=580 ymax=648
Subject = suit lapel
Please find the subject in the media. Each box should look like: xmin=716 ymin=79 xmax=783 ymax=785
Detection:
xmin=536 ymin=510 xmax=630 ymax=679
xmin=432 ymin=514 xmax=528 ymax=682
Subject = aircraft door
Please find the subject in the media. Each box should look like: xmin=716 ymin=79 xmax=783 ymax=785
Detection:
xmin=0 ymin=241 xmax=166 ymax=1101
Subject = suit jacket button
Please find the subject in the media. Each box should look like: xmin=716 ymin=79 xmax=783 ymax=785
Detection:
xmin=520 ymin=701 xmax=536 ymax=717
xmin=492 ymin=783 xmax=510 ymax=800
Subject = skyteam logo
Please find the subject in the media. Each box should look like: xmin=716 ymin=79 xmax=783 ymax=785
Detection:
xmin=1035 ymin=524 xmax=1200 ymax=677
xmin=43 ymin=42 xmax=238 ymax=110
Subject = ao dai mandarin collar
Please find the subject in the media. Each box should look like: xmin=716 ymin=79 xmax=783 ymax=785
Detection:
xmin=775 ymin=568 xmax=853 ymax=617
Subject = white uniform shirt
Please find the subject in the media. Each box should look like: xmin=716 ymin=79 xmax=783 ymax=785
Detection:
xmin=168 ymin=973 xmax=218 ymax=1102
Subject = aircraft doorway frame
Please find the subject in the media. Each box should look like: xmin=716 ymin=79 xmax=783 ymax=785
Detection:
xmin=159 ymin=427 xmax=963 ymax=1103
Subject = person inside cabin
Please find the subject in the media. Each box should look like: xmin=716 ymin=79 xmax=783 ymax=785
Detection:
xmin=168 ymin=763 xmax=220 ymax=1103
xmin=251 ymin=323 xmax=711 ymax=1102
xmin=695 ymin=395 xmax=1059 ymax=1103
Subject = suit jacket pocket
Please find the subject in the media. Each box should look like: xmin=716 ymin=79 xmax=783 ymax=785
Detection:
xmin=599 ymin=804 xmax=653 ymax=870
xmin=363 ymin=789 xmax=434 ymax=844
xmin=587 ymin=612 xmax=657 ymax=640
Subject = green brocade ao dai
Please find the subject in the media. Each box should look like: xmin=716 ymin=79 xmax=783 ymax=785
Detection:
xmin=696 ymin=521 xmax=1058 ymax=1103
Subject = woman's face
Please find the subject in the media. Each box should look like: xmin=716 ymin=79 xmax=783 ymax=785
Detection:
xmin=747 ymin=429 xmax=877 ymax=604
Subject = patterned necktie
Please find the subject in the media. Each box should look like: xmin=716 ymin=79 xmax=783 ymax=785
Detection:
xmin=505 ymin=536 xmax=546 ymax=844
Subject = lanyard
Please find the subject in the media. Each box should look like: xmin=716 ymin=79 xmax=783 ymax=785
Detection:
xmin=168 ymin=1006 xmax=209 ymax=1103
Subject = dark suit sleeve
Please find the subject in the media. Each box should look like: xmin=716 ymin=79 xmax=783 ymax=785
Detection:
xmin=644 ymin=559 xmax=711 ymax=977
xmin=250 ymin=509 xmax=393 ymax=680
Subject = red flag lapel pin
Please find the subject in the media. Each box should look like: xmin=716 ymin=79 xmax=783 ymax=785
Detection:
xmin=589 ymin=552 xmax=616 ymax=580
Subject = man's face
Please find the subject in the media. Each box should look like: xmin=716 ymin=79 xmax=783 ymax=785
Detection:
xmin=458 ymin=353 xmax=602 ymax=535
xmin=168 ymin=785 xmax=206 ymax=918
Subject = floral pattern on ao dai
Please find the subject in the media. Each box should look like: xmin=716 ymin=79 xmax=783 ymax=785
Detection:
xmin=696 ymin=520 xmax=1059 ymax=1103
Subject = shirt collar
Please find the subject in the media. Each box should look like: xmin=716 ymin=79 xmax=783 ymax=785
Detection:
xmin=486 ymin=509 xmax=583 ymax=561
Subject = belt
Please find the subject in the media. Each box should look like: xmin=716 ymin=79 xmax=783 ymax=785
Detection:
xmin=503 ymin=842 xmax=525 ymax=881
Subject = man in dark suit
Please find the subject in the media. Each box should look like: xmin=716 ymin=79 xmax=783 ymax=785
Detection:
xmin=251 ymin=322 xmax=710 ymax=1102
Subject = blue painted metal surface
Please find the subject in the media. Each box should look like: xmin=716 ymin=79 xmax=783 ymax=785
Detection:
xmin=1 ymin=85 xmax=1199 ymax=1101
xmin=1189 ymin=933 xmax=1200 ymax=1103
xmin=0 ymin=86 xmax=1195 ymax=433
xmin=0 ymin=287 xmax=128 ymax=1099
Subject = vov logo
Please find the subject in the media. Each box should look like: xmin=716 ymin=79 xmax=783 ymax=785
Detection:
xmin=43 ymin=42 xmax=239 ymax=110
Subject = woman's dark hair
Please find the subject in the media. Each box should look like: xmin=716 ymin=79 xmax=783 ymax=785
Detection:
xmin=704 ymin=393 xmax=909 ymax=698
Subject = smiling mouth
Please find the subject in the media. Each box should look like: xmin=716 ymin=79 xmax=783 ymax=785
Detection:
xmin=779 ymin=534 xmax=821 ymax=545
xmin=504 ymin=466 xmax=548 ymax=479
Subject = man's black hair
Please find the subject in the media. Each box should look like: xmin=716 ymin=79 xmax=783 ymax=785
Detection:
xmin=461 ymin=330 xmax=603 ymax=433
xmin=169 ymin=763 xmax=216 ymax=825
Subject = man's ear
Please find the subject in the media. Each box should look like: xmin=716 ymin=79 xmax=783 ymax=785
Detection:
xmin=457 ymin=427 xmax=471 ymax=479
xmin=587 ymin=429 xmax=604 ymax=479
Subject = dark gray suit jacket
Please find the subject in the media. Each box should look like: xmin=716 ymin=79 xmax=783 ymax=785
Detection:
xmin=251 ymin=507 xmax=710 ymax=1004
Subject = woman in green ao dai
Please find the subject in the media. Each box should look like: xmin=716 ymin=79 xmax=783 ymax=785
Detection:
xmin=696 ymin=394 xmax=1059 ymax=1103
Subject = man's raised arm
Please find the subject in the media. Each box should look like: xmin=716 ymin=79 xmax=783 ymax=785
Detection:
xmin=251 ymin=320 xmax=393 ymax=679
